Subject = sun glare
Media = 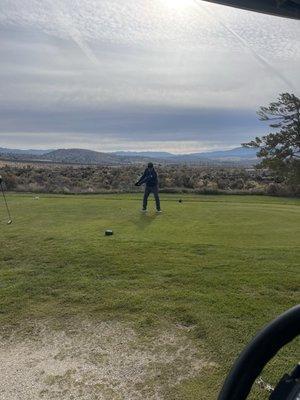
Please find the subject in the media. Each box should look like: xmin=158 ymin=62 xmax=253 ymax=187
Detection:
xmin=162 ymin=0 xmax=193 ymax=9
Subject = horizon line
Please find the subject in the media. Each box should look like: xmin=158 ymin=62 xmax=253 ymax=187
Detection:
xmin=0 ymin=145 xmax=247 ymax=156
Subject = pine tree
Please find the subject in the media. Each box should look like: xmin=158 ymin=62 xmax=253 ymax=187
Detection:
xmin=243 ymin=93 xmax=300 ymax=187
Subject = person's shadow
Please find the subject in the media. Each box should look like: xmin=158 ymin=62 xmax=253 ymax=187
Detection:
xmin=134 ymin=212 xmax=159 ymax=230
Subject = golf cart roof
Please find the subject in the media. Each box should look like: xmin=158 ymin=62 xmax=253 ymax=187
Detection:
xmin=203 ymin=0 xmax=300 ymax=19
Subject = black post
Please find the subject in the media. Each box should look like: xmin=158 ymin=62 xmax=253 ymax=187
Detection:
xmin=0 ymin=176 xmax=12 ymax=224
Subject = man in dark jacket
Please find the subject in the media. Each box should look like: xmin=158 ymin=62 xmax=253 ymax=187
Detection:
xmin=135 ymin=162 xmax=161 ymax=212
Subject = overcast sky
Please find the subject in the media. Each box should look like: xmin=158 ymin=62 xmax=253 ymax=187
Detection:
xmin=0 ymin=0 xmax=299 ymax=153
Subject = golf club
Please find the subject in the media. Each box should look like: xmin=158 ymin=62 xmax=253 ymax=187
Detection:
xmin=0 ymin=176 xmax=12 ymax=224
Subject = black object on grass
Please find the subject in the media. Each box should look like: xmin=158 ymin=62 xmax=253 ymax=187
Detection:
xmin=0 ymin=175 xmax=13 ymax=225
xmin=105 ymin=230 xmax=114 ymax=236
xmin=178 ymin=199 xmax=182 ymax=203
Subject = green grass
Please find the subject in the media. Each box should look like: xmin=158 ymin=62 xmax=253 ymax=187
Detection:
xmin=0 ymin=193 xmax=299 ymax=399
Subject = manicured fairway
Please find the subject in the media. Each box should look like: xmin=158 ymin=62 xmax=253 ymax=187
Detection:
xmin=0 ymin=193 xmax=299 ymax=399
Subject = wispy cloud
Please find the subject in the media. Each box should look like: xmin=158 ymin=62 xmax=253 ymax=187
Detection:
xmin=0 ymin=0 xmax=299 ymax=151
xmin=194 ymin=0 xmax=296 ymax=90
xmin=49 ymin=1 xmax=99 ymax=65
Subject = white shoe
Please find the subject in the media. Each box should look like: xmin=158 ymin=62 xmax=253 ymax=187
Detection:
xmin=156 ymin=210 xmax=162 ymax=213
xmin=141 ymin=209 xmax=147 ymax=213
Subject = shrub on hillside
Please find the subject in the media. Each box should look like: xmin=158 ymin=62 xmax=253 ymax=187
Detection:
xmin=0 ymin=162 xmax=297 ymax=196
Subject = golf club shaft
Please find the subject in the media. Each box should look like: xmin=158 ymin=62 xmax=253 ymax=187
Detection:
xmin=0 ymin=181 xmax=12 ymax=221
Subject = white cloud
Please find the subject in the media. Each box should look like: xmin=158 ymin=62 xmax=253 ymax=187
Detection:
xmin=0 ymin=0 xmax=299 ymax=151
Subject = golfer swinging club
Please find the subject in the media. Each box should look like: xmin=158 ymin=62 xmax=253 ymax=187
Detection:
xmin=135 ymin=162 xmax=161 ymax=213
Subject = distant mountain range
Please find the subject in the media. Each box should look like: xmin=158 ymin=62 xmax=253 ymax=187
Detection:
xmin=0 ymin=146 xmax=258 ymax=165
xmin=0 ymin=148 xmax=150 ymax=165
xmin=114 ymin=151 xmax=175 ymax=158
xmin=42 ymin=148 xmax=148 ymax=165
xmin=113 ymin=147 xmax=257 ymax=160
xmin=0 ymin=147 xmax=53 ymax=156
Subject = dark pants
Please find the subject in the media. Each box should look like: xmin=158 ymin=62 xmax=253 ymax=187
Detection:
xmin=143 ymin=185 xmax=160 ymax=211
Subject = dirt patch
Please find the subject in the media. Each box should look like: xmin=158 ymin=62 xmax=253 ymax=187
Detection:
xmin=0 ymin=319 xmax=215 ymax=399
